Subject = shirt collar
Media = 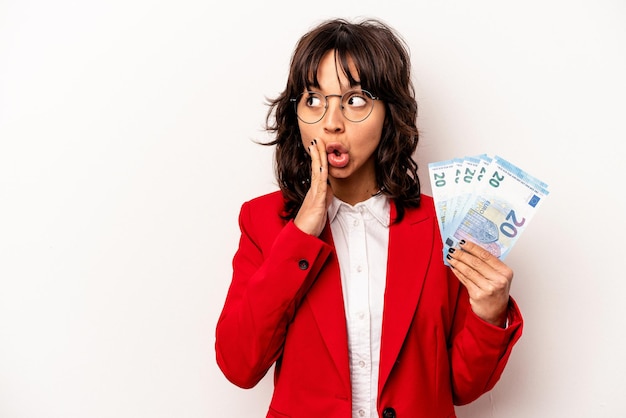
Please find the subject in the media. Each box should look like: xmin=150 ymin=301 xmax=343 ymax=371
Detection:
xmin=328 ymin=192 xmax=390 ymax=227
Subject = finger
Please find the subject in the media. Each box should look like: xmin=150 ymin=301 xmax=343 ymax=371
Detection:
xmin=458 ymin=240 xmax=513 ymax=279
xmin=306 ymin=140 xmax=329 ymax=204
xmin=309 ymin=138 xmax=328 ymax=182
xmin=447 ymin=245 xmax=512 ymax=298
xmin=312 ymin=140 xmax=334 ymax=204
xmin=446 ymin=248 xmax=487 ymax=290
xmin=314 ymin=137 xmax=328 ymax=174
xmin=308 ymin=140 xmax=321 ymax=180
xmin=446 ymin=255 xmax=472 ymax=287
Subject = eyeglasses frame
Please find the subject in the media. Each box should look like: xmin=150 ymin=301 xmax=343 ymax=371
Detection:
xmin=290 ymin=89 xmax=380 ymax=124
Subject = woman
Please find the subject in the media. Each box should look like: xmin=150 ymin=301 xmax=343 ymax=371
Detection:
xmin=215 ymin=18 xmax=522 ymax=418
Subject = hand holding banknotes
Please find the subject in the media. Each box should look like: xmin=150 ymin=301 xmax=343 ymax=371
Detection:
xmin=446 ymin=239 xmax=513 ymax=327
xmin=429 ymin=154 xmax=549 ymax=326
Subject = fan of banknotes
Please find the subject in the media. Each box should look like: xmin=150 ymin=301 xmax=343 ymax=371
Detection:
xmin=428 ymin=154 xmax=549 ymax=265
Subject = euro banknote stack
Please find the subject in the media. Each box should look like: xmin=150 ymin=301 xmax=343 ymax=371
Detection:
xmin=428 ymin=154 xmax=549 ymax=265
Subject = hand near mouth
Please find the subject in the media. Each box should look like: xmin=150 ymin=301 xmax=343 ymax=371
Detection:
xmin=294 ymin=139 xmax=334 ymax=237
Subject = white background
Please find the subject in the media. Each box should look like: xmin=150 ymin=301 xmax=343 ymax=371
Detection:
xmin=1 ymin=0 xmax=625 ymax=417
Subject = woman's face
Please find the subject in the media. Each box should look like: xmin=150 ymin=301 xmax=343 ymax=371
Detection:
xmin=297 ymin=50 xmax=386 ymax=194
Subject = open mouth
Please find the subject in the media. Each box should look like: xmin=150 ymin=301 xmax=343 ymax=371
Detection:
xmin=326 ymin=145 xmax=349 ymax=168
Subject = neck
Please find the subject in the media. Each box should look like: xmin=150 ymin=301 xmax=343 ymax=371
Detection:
xmin=330 ymin=177 xmax=380 ymax=206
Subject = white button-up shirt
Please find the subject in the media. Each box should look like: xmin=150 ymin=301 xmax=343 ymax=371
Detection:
xmin=328 ymin=193 xmax=390 ymax=418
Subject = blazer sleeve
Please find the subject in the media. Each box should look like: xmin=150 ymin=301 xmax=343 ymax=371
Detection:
xmin=448 ymin=272 xmax=524 ymax=405
xmin=215 ymin=200 xmax=333 ymax=389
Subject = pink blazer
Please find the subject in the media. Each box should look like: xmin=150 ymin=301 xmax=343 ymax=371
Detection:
xmin=216 ymin=191 xmax=523 ymax=418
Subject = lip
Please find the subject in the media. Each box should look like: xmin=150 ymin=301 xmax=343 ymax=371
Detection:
xmin=325 ymin=142 xmax=350 ymax=168
xmin=325 ymin=142 xmax=348 ymax=155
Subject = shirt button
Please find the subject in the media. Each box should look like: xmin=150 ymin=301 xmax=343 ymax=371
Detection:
xmin=298 ymin=259 xmax=309 ymax=270
xmin=356 ymin=265 xmax=363 ymax=273
xmin=359 ymin=360 xmax=366 ymax=368
xmin=353 ymin=219 xmax=359 ymax=227
xmin=358 ymin=312 xmax=365 ymax=320
xmin=358 ymin=410 xmax=366 ymax=417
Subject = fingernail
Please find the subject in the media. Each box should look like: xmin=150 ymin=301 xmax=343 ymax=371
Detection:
xmin=446 ymin=254 xmax=453 ymax=260
xmin=314 ymin=139 xmax=317 ymax=144
xmin=448 ymin=248 xmax=455 ymax=254
xmin=311 ymin=141 xmax=314 ymax=145
xmin=459 ymin=240 xmax=466 ymax=245
xmin=320 ymin=167 xmax=322 ymax=172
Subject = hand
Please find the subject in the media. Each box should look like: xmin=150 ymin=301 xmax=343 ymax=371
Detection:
xmin=446 ymin=240 xmax=513 ymax=327
xmin=294 ymin=139 xmax=334 ymax=237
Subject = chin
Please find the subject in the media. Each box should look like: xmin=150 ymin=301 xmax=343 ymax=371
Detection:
xmin=328 ymin=167 xmax=352 ymax=179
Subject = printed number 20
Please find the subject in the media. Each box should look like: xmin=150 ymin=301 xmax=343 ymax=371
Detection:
xmin=490 ymin=171 xmax=505 ymax=187
xmin=500 ymin=210 xmax=526 ymax=238
xmin=433 ymin=172 xmax=446 ymax=187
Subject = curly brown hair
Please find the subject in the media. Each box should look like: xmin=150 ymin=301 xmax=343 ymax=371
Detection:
xmin=263 ymin=18 xmax=420 ymax=222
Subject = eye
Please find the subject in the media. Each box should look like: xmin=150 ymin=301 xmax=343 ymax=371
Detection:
xmin=345 ymin=91 xmax=369 ymax=108
xmin=304 ymin=92 xmax=324 ymax=108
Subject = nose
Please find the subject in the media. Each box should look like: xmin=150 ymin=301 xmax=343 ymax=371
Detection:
xmin=322 ymin=95 xmax=345 ymax=132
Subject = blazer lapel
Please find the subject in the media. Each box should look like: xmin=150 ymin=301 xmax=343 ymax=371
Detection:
xmin=305 ymin=224 xmax=351 ymax=391
xmin=378 ymin=201 xmax=434 ymax=391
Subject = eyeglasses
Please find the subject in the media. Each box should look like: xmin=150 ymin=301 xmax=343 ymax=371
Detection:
xmin=290 ymin=89 xmax=379 ymax=124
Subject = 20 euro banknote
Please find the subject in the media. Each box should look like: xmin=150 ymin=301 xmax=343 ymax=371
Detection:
xmin=429 ymin=155 xmax=549 ymax=264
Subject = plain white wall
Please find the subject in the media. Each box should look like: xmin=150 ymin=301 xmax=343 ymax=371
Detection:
xmin=1 ymin=0 xmax=625 ymax=417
